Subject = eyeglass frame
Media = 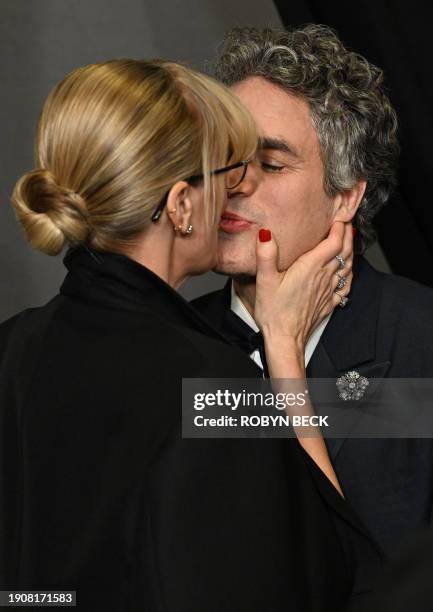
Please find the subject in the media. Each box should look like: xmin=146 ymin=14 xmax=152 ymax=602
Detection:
xmin=150 ymin=159 xmax=250 ymax=222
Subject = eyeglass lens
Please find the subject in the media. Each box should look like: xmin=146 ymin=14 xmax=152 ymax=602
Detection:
xmin=225 ymin=162 xmax=248 ymax=189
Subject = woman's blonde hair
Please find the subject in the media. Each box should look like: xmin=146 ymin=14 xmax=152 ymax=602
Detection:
xmin=11 ymin=59 xmax=257 ymax=255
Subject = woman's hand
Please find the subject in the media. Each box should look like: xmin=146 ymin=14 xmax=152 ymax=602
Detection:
xmin=252 ymin=221 xmax=354 ymax=497
xmin=254 ymin=221 xmax=353 ymax=368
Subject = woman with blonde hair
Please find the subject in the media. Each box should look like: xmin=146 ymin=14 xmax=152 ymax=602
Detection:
xmin=0 ymin=59 xmax=379 ymax=611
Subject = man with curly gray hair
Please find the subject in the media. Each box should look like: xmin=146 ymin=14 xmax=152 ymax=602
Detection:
xmin=193 ymin=24 xmax=433 ymax=553
xmin=216 ymin=23 xmax=398 ymax=270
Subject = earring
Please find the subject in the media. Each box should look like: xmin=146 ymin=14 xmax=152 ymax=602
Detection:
xmin=180 ymin=224 xmax=193 ymax=236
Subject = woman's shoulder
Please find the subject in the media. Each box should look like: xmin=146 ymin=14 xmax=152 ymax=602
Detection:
xmin=136 ymin=312 xmax=261 ymax=379
xmin=0 ymin=308 xmax=40 ymax=365
xmin=0 ymin=312 xmax=21 ymax=349
xmin=0 ymin=296 xmax=65 ymax=364
xmin=172 ymin=323 xmax=262 ymax=378
xmin=0 ymin=293 xmax=261 ymax=381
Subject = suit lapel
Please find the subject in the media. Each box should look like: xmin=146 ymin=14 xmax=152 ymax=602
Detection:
xmin=307 ymin=256 xmax=391 ymax=461
xmin=307 ymin=343 xmax=391 ymax=460
xmin=193 ymin=257 xmax=393 ymax=461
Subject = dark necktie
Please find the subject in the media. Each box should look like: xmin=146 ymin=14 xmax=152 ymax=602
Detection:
xmin=223 ymin=309 xmax=269 ymax=378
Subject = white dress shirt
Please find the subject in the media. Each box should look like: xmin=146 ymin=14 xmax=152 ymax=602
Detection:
xmin=230 ymin=282 xmax=331 ymax=370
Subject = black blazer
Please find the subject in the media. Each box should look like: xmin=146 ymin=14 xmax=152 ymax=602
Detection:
xmin=192 ymin=255 xmax=433 ymax=553
xmin=0 ymin=248 xmax=381 ymax=612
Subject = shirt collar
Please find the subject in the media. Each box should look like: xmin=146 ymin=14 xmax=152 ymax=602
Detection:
xmin=230 ymin=281 xmax=331 ymax=367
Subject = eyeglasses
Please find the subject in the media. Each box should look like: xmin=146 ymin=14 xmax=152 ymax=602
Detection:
xmin=151 ymin=159 xmax=250 ymax=222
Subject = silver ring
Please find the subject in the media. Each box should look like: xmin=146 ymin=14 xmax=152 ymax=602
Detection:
xmin=335 ymin=273 xmax=347 ymax=290
xmin=334 ymin=289 xmax=349 ymax=308
xmin=335 ymin=254 xmax=345 ymax=270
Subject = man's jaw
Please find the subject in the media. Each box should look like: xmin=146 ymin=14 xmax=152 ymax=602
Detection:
xmin=213 ymin=242 xmax=258 ymax=279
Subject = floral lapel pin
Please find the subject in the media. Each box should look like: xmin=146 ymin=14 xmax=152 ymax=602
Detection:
xmin=336 ymin=370 xmax=369 ymax=401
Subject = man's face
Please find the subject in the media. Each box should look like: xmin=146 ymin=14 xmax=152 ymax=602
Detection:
xmin=216 ymin=76 xmax=336 ymax=277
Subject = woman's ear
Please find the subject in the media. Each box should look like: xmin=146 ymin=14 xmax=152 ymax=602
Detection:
xmin=165 ymin=181 xmax=193 ymax=234
xmin=332 ymin=179 xmax=367 ymax=223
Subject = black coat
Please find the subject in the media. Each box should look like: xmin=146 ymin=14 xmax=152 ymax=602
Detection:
xmin=360 ymin=527 xmax=433 ymax=612
xmin=192 ymin=255 xmax=433 ymax=553
xmin=0 ymin=247 xmax=382 ymax=612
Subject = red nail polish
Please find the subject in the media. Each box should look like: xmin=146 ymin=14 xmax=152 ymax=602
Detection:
xmin=352 ymin=227 xmax=357 ymax=238
xmin=259 ymin=228 xmax=272 ymax=242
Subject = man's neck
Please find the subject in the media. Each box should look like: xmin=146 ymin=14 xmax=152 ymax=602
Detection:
xmin=232 ymin=278 xmax=256 ymax=318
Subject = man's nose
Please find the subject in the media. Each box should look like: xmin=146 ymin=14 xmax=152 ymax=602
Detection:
xmin=227 ymin=164 xmax=259 ymax=198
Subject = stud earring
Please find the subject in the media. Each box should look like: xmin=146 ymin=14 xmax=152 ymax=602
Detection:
xmin=186 ymin=224 xmax=193 ymax=235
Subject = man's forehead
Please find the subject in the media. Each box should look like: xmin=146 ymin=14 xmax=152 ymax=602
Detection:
xmin=231 ymin=76 xmax=307 ymax=116
xmin=231 ymin=77 xmax=317 ymax=154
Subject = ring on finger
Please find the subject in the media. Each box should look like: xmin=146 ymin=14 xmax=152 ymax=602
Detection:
xmin=335 ymin=272 xmax=347 ymax=290
xmin=334 ymin=288 xmax=350 ymax=308
xmin=335 ymin=254 xmax=345 ymax=270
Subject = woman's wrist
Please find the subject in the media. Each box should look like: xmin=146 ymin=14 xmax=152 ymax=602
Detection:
xmin=262 ymin=330 xmax=304 ymax=358
xmin=263 ymin=334 xmax=306 ymax=379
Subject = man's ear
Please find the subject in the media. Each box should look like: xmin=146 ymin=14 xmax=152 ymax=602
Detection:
xmin=165 ymin=181 xmax=193 ymax=233
xmin=332 ymin=179 xmax=367 ymax=223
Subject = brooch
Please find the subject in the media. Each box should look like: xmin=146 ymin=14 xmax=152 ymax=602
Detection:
xmin=336 ymin=370 xmax=369 ymax=401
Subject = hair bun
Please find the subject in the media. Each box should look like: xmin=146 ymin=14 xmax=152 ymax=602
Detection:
xmin=11 ymin=168 xmax=90 ymax=255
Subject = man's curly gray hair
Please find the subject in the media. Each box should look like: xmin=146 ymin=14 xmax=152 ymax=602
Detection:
xmin=214 ymin=24 xmax=399 ymax=252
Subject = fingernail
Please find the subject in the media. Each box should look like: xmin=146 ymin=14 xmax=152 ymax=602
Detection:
xmin=259 ymin=228 xmax=272 ymax=242
xmin=352 ymin=227 xmax=357 ymax=238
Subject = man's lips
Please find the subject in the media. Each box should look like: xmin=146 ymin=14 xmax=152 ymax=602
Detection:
xmin=219 ymin=210 xmax=253 ymax=233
